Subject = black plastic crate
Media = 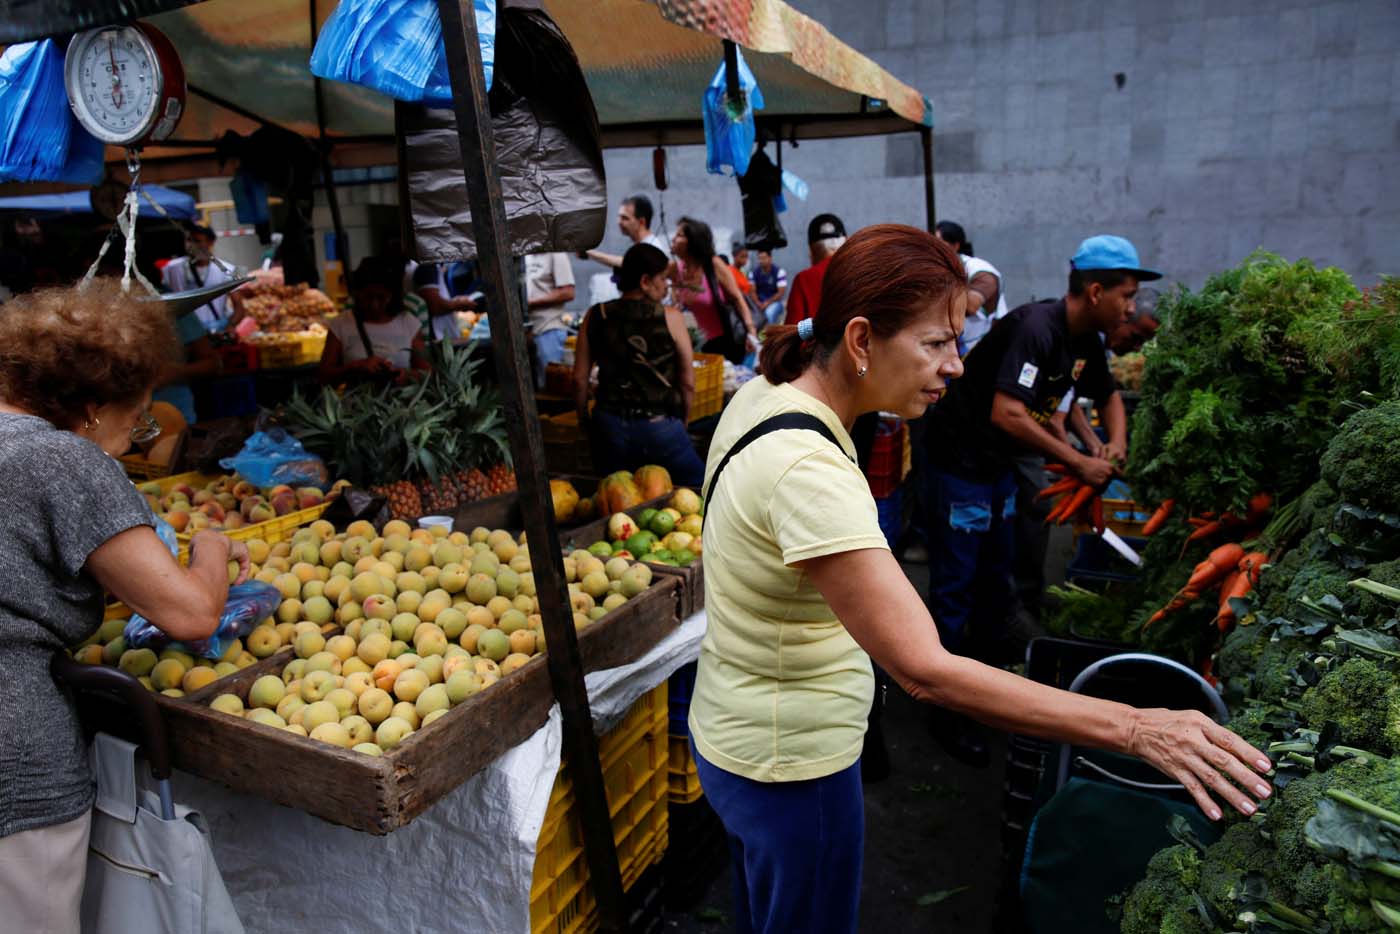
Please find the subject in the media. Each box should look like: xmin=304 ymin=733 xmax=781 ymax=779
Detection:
xmin=662 ymin=797 xmax=729 ymax=911
xmin=1065 ymin=533 xmax=1146 ymax=585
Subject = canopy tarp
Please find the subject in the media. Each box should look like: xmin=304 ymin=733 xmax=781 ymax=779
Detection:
xmin=0 ymin=183 xmax=196 ymax=218
xmin=0 ymin=0 xmax=931 ymax=180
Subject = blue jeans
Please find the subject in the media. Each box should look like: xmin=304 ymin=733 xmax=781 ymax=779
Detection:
xmin=761 ymin=299 xmax=785 ymax=327
xmin=693 ymin=743 xmax=864 ymax=934
xmin=925 ymin=468 xmax=1018 ymax=660
xmin=590 ymin=410 xmax=705 ymax=488
xmin=533 ymin=328 xmax=568 ymax=388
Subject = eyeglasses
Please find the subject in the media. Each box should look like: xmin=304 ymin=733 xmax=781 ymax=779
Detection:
xmin=130 ymin=411 xmax=162 ymax=445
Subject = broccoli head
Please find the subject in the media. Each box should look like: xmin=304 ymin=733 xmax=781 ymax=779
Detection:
xmin=1264 ymin=757 xmax=1381 ymax=884
xmin=1197 ymin=822 xmax=1282 ymax=914
xmin=1252 ymin=634 xmax=1315 ymax=702
xmin=1299 ymin=657 xmax=1399 ymax=754
xmin=1217 ymin=622 xmax=1273 ymax=705
xmin=1120 ymin=844 xmax=1207 ymax=934
xmin=1297 ymin=478 xmax=1340 ymax=533
xmin=1320 ymin=400 xmax=1400 ymax=515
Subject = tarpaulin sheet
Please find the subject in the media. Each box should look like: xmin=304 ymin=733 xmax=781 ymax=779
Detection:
xmin=0 ymin=0 xmax=930 ymax=178
xmin=167 ymin=610 xmax=706 ymax=934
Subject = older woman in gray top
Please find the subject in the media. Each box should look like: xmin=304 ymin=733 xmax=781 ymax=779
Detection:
xmin=0 ymin=281 xmax=249 ymax=933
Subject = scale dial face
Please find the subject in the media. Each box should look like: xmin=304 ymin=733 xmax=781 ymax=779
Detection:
xmin=65 ymin=26 xmax=184 ymax=147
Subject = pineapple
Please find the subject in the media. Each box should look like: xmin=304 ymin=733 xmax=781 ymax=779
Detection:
xmin=454 ymin=469 xmax=489 ymax=503
xmin=487 ymin=462 xmax=517 ymax=496
xmin=373 ymin=481 xmax=423 ymax=520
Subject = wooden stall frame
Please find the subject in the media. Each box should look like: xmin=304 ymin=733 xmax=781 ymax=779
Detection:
xmin=433 ymin=1 xmax=629 ymax=927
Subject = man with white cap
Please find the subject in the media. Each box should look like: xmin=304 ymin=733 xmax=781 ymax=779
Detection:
xmin=920 ymin=234 xmax=1162 ymax=765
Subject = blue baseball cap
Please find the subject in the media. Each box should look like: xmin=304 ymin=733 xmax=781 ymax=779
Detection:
xmin=1071 ymin=235 xmax=1162 ymax=281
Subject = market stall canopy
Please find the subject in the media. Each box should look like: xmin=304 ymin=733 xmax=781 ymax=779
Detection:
xmin=0 ymin=0 xmax=932 ymax=180
xmin=0 ymin=183 xmax=196 ymax=219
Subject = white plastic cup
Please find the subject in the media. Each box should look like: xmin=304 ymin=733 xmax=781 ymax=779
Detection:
xmin=418 ymin=515 xmax=454 ymax=533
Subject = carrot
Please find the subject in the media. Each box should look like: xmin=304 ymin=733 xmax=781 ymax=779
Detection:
xmin=1057 ymin=485 xmax=1097 ymax=525
xmin=1044 ymin=463 xmax=1070 ymax=475
xmin=1187 ymin=521 xmax=1225 ymax=542
xmin=1142 ymin=499 xmax=1175 ymax=536
xmin=1036 ymin=477 xmax=1079 ymax=500
xmin=1092 ymin=496 xmax=1105 ymax=534
xmin=1184 ymin=542 xmax=1246 ymax=592
xmin=1246 ymin=492 xmax=1273 ymax=522
xmin=1143 ymin=589 xmax=1202 ymax=630
xmin=1214 ymin=571 xmax=1255 ymax=632
xmin=1237 ymin=551 xmax=1268 ymax=586
xmin=1044 ymin=491 xmax=1079 ymax=525
xmin=1187 ymin=517 xmax=1209 ymax=529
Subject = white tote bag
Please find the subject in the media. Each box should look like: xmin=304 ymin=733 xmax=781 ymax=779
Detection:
xmin=80 ymin=734 xmax=244 ymax=934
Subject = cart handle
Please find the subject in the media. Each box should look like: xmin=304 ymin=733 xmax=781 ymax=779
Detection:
xmin=51 ymin=652 xmax=173 ymax=782
xmin=1055 ymin=652 xmax=1228 ymax=792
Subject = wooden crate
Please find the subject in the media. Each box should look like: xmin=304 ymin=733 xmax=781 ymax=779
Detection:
xmin=558 ymin=496 xmax=703 ymax=618
xmin=646 ymin=560 xmax=703 ymax=618
xmin=85 ymin=576 xmax=682 ymax=835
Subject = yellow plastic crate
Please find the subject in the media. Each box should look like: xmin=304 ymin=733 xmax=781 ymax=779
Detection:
xmin=667 ymin=734 xmax=703 ymax=804
xmin=118 ymin=452 xmax=178 ymax=481
xmin=531 ymin=683 xmax=669 ymax=934
xmin=1072 ymin=498 xmax=1149 ymax=538
xmin=689 ymin=354 xmax=724 ymax=423
xmin=254 ymin=331 xmax=326 ymax=368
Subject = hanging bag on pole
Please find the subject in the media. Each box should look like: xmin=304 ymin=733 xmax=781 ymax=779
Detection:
xmin=309 ymin=0 xmax=496 ymax=104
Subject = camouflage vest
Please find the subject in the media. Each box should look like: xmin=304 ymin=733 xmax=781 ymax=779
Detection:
xmin=589 ymin=298 xmax=683 ymax=418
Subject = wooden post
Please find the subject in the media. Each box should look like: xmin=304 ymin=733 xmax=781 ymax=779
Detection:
xmin=432 ymin=1 xmax=628 ymax=931
xmin=920 ymin=125 xmax=936 ymax=232
xmin=309 ymin=0 xmax=350 ymax=269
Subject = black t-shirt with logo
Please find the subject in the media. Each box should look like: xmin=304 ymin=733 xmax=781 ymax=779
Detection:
xmin=926 ymin=298 xmax=1114 ymax=479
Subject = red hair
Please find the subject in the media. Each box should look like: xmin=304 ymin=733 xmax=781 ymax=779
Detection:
xmin=759 ymin=224 xmax=965 ymax=383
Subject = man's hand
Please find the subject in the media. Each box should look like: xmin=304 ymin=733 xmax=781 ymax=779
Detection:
xmin=1104 ymin=439 xmax=1128 ymax=466
xmin=1074 ymin=453 xmax=1118 ymax=489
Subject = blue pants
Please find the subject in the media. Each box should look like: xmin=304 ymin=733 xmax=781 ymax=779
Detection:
xmin=693 ymin=743 xmax=864 ymax=934
xmin=590 ymin=410 xmax=705 ymax=488
xmin=533 ymin=328 xmax=568 ymax=388
xmin=925 ymin=468 xmax=1018 ymax=660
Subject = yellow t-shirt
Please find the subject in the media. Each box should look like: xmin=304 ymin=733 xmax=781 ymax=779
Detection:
xmin=687 ymin=377 xmax=889 ymax=782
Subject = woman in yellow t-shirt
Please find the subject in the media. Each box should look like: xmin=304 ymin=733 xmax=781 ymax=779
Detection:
xmin=687 ymin=225 xmax=1273 ymax=934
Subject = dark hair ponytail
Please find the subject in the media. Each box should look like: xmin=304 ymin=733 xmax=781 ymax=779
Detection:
xmin=759 ymin=224 xmax=966 ymax=385
xmin=758 ymin=324 xmax=817 ymax=384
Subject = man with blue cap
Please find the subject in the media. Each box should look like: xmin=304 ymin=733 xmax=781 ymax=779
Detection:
xmin=920 ymin=234 xmax=1161 ymax=765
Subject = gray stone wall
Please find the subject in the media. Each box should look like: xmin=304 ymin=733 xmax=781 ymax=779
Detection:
xmin=583 ymin=0 xmax=1399 ymax=308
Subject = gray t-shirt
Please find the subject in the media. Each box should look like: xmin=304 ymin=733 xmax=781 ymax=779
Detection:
xmin=0 ymin=414 xmax=153 ymax=838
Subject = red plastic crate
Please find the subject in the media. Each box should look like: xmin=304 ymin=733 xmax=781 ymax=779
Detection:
xmin=217 ymin=342 xmax=259 ymax=374
xmin=866 ymin=419 xmax=905 ymax=498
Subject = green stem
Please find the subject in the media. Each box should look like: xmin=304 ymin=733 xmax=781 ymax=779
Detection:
xmin=1365 ymin=862 xmax=1400 ymax=881
xmin=1328 ymin=789 xmax=1400 ymax=827
xmin=1261 ymin=900 xmax=1323 ymax=929
xmin=1371 ymin=899 xmax=1400 ymax=929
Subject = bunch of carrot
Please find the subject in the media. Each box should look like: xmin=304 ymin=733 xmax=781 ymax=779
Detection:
xmin=1141 ymin=493 xmax=1273 ymax=544
xmin=1142 ymin=543 xmax=1269 ymax=633
xmin=1037 ymin=465 xmax=1106 ymax=532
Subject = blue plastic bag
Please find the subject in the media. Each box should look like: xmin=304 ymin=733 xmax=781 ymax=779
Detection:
xmin=0 ymin=40 xmax=103 ymax=184
xmin=703 ymin=46 xmax=764 ymax=177
xmin=309 ymin=0 xmax=495 ymax=106
xmin=219 ymin=429 xmax=329 ymax=490
xmin=124 ymin=581 xmax=283 ymax=660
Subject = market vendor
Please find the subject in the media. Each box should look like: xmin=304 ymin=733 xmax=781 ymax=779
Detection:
xmin=572 ymin=243 xmax=705 ymax=487
xmin=412 ymin=260 xmax=480 ymax=341
xmin=690 ymin=224 xmax=1270 ymax=934
xmin=152 ymin=306 xmax=221 ymax=425
xmin=160 ymin=224 xmax=242 ymax=334
xmin=0 ymin=281 xmax=249 ymax=934
xmin=920 ymin=234 xmax=1158 ymax=763
xmin=320 ymin=256 xmax=429 ymax=386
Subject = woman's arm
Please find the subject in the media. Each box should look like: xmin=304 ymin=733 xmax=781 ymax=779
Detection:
xmin=573 ymin=308 xmax=595 ymax=423
xmin=799 ymin=547 xmax=1273 ymax=821
xmin=712 ymin=258 xmax=756 ymax=335
xmin=319 ymin=330 xmax=389 ymax=384
xmin=665 ymin=308 xmax=696 ymax=423
xmin=86 ymin=528 xmax=250 ymax=642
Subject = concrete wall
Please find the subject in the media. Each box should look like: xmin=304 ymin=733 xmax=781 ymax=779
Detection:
xmin=591 ymin=0 xmax=1400 ymax=306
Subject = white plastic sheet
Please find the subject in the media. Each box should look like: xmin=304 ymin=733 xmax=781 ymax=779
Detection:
xmin=171 ymin=611 xmax=706 ymax=934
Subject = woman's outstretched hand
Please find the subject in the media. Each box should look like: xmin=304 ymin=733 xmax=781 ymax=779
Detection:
xmin=1127 ymin=708 xmax=1273 ymax=820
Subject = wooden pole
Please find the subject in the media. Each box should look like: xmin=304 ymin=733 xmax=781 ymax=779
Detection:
xmin=920 ymin=125 xmax=936 ymax=232
xmin=432 ymin=2 xmax=628 ymax=930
